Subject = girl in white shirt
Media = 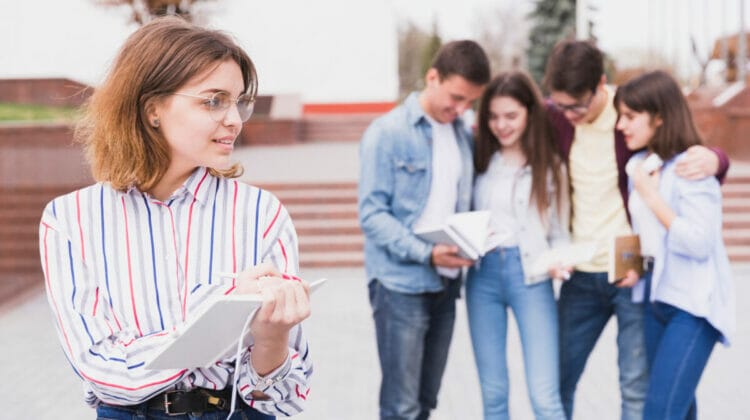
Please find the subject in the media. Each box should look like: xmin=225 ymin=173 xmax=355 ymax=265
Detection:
xmin=467 ymin=71 xmax=569 ymax=419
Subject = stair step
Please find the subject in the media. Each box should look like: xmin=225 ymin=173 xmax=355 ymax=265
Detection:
xmin=723 ymin=197 xmax=750 ymax=212
xmin=727 ymin=245 xmax=750 ymax=262
xmin=724 ymin=213 xmax=750 ymax=229
xmin=280 ymin=195 xmax=357 ymax=205
xmin=724 ymin=229 xmax=750 ymax=245
xmin=722 ymin=183 xmax=750 ymax=198
xmin=299 ymin=251 xmax=364 ymax=268
xmin=257 ymin=182 xmax=357 ymax=191
xmin=299 ymin=235 xmax=363 ymax=252
xmin=724 ymin=175 xmax=750 ymax=185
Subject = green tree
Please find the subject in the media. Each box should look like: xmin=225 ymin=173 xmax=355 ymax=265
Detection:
xmin=526 ymin=0 xmax=576 ymax=86
xmin=397 ymin=20 xmax=442 ymax=98
xmin=94 ymin=0 xmax=216 ymax=25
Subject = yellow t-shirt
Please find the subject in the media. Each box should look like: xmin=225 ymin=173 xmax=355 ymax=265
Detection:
xmin=569 ymin=86 xmax=632 ymax=272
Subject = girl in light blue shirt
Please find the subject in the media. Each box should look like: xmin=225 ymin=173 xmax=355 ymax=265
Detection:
xmin=615 ymin=70 xmax=735 ymax=420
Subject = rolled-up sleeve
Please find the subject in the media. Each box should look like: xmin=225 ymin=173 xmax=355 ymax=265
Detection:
xmin=666 ymin=177 xmax=722 ymax=260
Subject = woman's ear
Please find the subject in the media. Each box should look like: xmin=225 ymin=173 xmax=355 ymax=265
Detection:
xmin=652 ymin=114 xmax=663 ymax=127
xmin=145 ymin=98 xmax=161 ymax=128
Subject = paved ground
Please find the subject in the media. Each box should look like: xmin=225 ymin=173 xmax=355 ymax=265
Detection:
xmin=2 ymin=264 xmax=749 ymax=419
xmin=4 ymin=143 xmax=749 ymax=419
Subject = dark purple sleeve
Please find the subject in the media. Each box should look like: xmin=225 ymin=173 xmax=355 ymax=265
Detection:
xmin=709 ymin=146 xmax=730 ymax=184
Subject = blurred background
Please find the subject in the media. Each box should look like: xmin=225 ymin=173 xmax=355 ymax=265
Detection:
xmin=1 ymin=1 xmax=749 ymax=418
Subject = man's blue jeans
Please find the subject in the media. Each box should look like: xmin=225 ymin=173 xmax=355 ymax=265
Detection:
xmin=96 ymin=402 xmax=274 ymax=419
xmin=466 ymin=247 xmax=565 ymax=420
xmin=368 ymin=278 xmax=460 ymax=420
xmin=558 ymin=270 xmax=648 ymax=420
xmin=642 ymin=270 xmax=719 ymax=420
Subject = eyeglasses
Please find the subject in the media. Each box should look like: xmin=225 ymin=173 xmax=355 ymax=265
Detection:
xmin=173 ymin=91 xmax=255 ymax=122
xmin=551 ymin=91 xmax=596 ymax=115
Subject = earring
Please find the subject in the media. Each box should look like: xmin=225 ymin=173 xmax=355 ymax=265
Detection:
xmin=152 ymin=118 xmax=160 ymax=128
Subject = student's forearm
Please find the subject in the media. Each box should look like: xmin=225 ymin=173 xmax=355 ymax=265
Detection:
xmin=645 ymin=194 xmax=677 ymax=229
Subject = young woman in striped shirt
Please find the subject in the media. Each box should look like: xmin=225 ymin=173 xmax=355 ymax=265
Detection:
xmin=39 ymin=17 xmax=312 ymax=419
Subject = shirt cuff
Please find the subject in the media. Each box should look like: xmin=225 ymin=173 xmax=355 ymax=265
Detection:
xmin=245 ymin=350 xmax=293 ymax=392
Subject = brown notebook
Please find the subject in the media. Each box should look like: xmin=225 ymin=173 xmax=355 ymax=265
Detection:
xmin=608 ymin=235 xmax=643 ymax=282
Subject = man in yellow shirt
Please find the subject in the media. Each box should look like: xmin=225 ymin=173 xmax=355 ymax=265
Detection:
xmin=543 ymin=40 xmax=729 ymax=420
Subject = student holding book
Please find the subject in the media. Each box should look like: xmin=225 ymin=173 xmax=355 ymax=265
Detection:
xmin=39 ymin=17 xmax=311 ymax=419
xmin=615 ymin=70 xmax=735 ymax=420
xmin=467 ymin=71 xmax=569 ymax=419
xmin=543 ymin=40 xmax=730 ymax=420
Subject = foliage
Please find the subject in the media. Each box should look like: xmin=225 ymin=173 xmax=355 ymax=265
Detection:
xmin=0 ymin=102 xmax=79 ymax=123
xmin=526 ymin=0 xmax=576 ymax=86
xmin=397 ymin=20 xmax=442 ymax=99
xmin=472 ymin=4 xmax=529 ymax=74
xmin=93 ymin=0 xmax=216 ymax=24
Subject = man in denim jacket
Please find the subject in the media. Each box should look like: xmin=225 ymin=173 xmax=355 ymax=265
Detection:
xmin=358 ymin=40 xmax=490 ymax=420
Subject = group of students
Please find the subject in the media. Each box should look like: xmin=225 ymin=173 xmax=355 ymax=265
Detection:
xmin=38 ymin=14 xmax=736 ymax=420
xmin=358 ymin=39 xmax=736 ymax=420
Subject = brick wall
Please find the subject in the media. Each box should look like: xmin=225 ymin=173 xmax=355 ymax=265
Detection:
xmin=0 ymin=79 xmax=91 ymax=107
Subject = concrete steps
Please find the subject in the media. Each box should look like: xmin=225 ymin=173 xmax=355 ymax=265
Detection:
xmin=257 ymin=182 xmax=363 ymax=268
xmin=2 ymin=170 xmax=749 ymax=289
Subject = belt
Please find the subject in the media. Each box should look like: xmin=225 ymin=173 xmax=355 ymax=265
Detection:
xmin=146 ymin=387 xmax=233 ymax=415
xmin=642 ymin=256 xmax=655 ymax=272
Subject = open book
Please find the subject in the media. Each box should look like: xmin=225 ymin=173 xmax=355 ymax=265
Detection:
xmin=414 ymin=211 xmax=493 ymax=260
xmin=144 ymin=278 xmax=326 ymax=370
xmin=609 ymin=235 xmax=643 ymax=282
xmin=529 ymin=241 xmax=598 ymax=278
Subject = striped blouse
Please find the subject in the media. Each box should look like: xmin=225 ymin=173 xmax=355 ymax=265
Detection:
xmin=39 ymin=167 xmax=311 ymax=416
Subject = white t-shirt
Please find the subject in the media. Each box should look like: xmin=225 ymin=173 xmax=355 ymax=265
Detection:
xmin=412 ymin=115 xmax=463 ymax=278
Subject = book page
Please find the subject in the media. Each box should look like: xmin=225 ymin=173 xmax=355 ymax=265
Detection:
xmin=529 ymin=241 xmax=598 ymax=278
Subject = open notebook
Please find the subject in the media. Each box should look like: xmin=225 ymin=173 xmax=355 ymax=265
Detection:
xmin=415 ymin=211 xmax=494 ymax=260
xmin=144 ymin=278 xmax=326 ymax=370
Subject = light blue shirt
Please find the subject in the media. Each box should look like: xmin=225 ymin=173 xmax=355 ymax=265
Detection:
xmin=629 ymin=151 xmax=735 ymax=345
xmin=358 ymin=92 xmax=474 ymax=293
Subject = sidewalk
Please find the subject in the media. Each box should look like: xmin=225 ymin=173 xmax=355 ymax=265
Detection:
xmin=2 ymin=264 xmax=749 ymax=419
xmin=4 ymin=143 xmax=749 ymax=418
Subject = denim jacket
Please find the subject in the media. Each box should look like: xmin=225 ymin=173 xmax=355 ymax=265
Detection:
xmin=358 ymin=93 xmax=474 ymax=294
xmin=473 ymin=152 xmax=570 ymax=284
xmin=629 ymin=151 xmax=735 ymax=345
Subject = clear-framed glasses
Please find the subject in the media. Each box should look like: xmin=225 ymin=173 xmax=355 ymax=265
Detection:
xmin=173 ymin=91 xmax=255 ymax=122
xmin=551 ymin=90 xmax=596 ymax=115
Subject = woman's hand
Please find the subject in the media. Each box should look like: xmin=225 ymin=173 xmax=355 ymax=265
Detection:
xmin=632 ymin=161 xmax=661 ymax=206
xmin=615 ymin=269 xmax=640 ymax=288
xmin=548 ymin=263 xmax=572 ymax=281
xmin=233 ymin=262 xmax=311 ymax=375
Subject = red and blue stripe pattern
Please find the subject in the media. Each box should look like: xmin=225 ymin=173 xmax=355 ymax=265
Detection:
xmin=39 ymin=167 xmax=311 ymax=416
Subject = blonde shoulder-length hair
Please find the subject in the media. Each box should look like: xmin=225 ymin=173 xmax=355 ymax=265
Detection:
xmin=76 ymin=16 xmax=257 ymax=192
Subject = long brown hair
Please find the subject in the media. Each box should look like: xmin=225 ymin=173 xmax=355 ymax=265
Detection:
xmin=614 ymin=70 xmax=703 ymax=160
xmin=475 ymin=71 xmax=564 ymax=217
xmin=76 ymin=16 xmax=258 ymax=192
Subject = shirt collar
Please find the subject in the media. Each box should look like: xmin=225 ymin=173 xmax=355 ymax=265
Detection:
xmin=405 ymin=91 xmax=467 ymax=132
xmin=180 ymin=167 xmax=213 ymax=205
xmin=125 ymin=167 xmax=213 ymax=205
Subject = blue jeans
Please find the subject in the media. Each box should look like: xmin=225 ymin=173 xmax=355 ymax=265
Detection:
xmin=642 ymin=271 xmax=719 ymax=420
xmin=558 ymin=270 xmax=648 ymax=420
xmin=96 ymin=401 xmax=273 ymax=419
xmin=368 ymin=277 xmax=460 ymax=420
xmin=466 ymin=247 xmax=565 ymax=420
